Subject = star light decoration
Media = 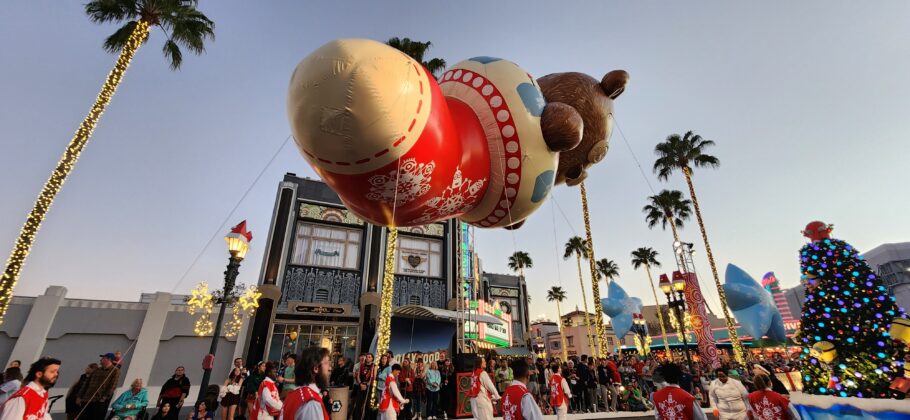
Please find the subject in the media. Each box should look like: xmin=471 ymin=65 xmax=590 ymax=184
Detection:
xmin=187 ymin=281 xmax=260 ymax=337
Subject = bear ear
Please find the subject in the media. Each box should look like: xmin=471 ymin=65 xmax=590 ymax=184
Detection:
xmin=601 ymin=70 xmax=629 ymax=99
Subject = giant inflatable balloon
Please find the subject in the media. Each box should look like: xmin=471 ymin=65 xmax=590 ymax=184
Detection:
xmin=723 ymin=264 xmax=787 ymax=343
xmin=288 ymin=39 xmax=628 ymax=228
xmin=601 ymin=281 xmax=642 ymax=339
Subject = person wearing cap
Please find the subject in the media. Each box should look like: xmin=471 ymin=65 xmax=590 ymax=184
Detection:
xmin=77 ymin=353 xmax=121 ymax=420
xmin=751 ymin=365 xmax=789 ymax=398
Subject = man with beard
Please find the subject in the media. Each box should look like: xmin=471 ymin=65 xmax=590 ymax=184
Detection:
xmin=0 ymin=357 xmax=61 ymax=420
xmin=282 ymin=347 xmax=333 ymax=420
xmin=253 ymin=363 xmax=282 ymax=420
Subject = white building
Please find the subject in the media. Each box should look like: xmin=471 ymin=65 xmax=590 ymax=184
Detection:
xmin=863 ymin=242 xmax=910 ymax=310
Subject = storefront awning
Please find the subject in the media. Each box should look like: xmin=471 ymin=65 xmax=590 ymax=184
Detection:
xmin=394 ymin=305 xmax=503 ymax=325
xmin=493 ymin=346 xmax=534 ymax=358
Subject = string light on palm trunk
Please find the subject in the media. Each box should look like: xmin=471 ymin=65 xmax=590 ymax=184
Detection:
xmin=580 ymin=182 xmax=608 ymax=358
xmin=0 ymin=20 xmax=151 ymax=326
xmin=370 ymin=227 xmax=399 ymax=410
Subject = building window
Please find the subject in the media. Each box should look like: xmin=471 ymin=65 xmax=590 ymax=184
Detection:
xmin=607 ymin=337 xmax=614 ymax=347
xmin=567 ymin=336 xmax=574 ymax=347
xmin=291 ymin=222 xmax=361 ymax=270
xmin=314 ymin=289 xmax=329 ymax=303
xmin=268 ymin=323 xmax=358 ymax=364
xmin=395 ymin=235 xmax=442 ymax=278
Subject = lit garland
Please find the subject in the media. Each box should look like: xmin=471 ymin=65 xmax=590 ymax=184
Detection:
xmin=370 ymin=227 xmax=398 ymax=410
xmin=225 ymin=286 xmax=261 ymax=337
xmin=189 ymin=282 xmax=260 ymax=337
xmin=668 ymin=308 xmax=694 ymax=342
xmin=188 ymin=282 xmax=215 ymax=336
xmin=681 ymin=166 xmax=746 ymax=365
xmin=0 ymin=20 xmax=151 ymax=326
xmin=798 ymin=237 xmax=908 ymax=398
xmin=634 ymin=334 xmax=653 ymax=355
xmin=580 ymin=182 xmax=608 ymax=358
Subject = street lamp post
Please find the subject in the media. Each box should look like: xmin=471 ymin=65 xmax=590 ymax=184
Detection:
xmin=631 ymin=313 xmax=649 ymax=356
xmin=659 ymin=274 xmax=694 ymax=372
xmin=197 ymin=222 xmax=252 ymax=402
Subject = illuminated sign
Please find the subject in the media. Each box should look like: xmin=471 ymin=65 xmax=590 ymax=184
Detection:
xmin=464 ymin=299 xmax=513 ymax=347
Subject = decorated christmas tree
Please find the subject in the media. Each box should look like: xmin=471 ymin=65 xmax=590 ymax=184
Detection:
xmin=797 ymin=221 xmax=908 ymax=398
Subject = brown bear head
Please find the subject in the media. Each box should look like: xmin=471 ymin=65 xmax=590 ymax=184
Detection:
xmin=537 ymin=70 xmax=629 ymax=186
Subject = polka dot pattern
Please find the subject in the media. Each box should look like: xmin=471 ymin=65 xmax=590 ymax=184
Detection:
xmin=441 ymin=67 xmax=524 ymax=226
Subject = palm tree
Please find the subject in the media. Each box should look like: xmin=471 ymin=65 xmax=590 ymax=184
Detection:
xmin=631 ymin=247 xmax=673 ymax=359
xmin=654 ymin=130 xmax=744 ymax=364
xmin=546 ymin=286 xmax=570 ymax=361
xmin=643 ymin=190 xmax=692 ymax=242
xmin=0 ymin=0 xmax=214 ymax=325
xmin=507 ymin=251 xmax=533 ymax=279
xmin=386 ymin=37 xmax=447 ymax=78
xmin=594 ymin=258 xmax=619 ymax=282
xmin=579 ymin=183 xmax=608 ymax=357
xmin=563 ymin=236 xmax=594 ymax=351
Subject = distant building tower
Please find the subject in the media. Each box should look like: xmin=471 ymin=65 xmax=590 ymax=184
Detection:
xmin=762 ymin=272 xmax=796 ymax=324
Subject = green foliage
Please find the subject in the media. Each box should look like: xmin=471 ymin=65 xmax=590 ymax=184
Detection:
xmin=643 ymin=190 xmax=691 ymax=231
xmin=86 ymin=0 xmax=214 ymax=70
xmin=653 ymin=131 xmax=719 ymax=181
xmin=386 ymin=37 xmax=447 ymax=78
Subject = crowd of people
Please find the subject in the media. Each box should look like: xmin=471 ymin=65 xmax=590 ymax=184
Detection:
xmin=0 ymin=347 xmax=805 ymax=420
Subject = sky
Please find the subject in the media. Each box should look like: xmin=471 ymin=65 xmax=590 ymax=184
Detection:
xmin=2 ymin=1 xmax=910 ymax=322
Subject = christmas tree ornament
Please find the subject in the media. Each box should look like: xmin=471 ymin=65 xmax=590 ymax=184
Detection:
xmin=801 ymin=221 xmax=833 ymax=242
xmin=889 ymin=317 xmax=910 ymax=345
xmin=810 ymin=341 xmax=837 ymax=363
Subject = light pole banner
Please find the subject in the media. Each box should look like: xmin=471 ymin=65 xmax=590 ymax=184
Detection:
xmin=676 ymin=271 xmax=721 ymax=369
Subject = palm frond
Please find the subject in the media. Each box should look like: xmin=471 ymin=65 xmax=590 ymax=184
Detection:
xmin=423 ymin=58 xmax=447 ymax=78
xmin=161 ymin=38 xmax=183 ymax=70
xmin=102 ymin=21 xmax=138 ymax=53
xmin=85 ymin=0 xmax=139 ymax=24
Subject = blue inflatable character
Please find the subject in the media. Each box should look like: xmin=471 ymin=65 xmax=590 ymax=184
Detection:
xmin=723 ymin=263 xmax=787 ymax=343
xmin=601 ymin=281 xmax=643 ymax=338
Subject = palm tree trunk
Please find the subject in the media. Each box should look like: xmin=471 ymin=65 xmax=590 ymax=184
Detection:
xmin=369 ymin=227 xmax=399 ymax=410
xmin=555 ymin=299 xmax=568 ymax=362
xmin=668 ymin=215 xmax=681 ymax=243
xmin=0 ymin=20 xmax=151 ymax=325
xmin=579 ymin=182 xmax=605 ymax=358
xmin=645 ymin=263 xmax=674 ymax=361
xmin=575 ymin=254 xmax=594 ymax=352
xmin=682 ymin=166 xmax=746 ymax=365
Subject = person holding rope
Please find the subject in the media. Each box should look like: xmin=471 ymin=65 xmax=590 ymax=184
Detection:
xmin=468 ymin=357 xmax=499 ymax=420
xmin=78 ymin=353 xmax=120 ymax=420
xmin=281 ymin=346 xmax=332 ymax=420
xmin=0 ymin=357 xmax=60 ymax=420
xmin=252 ymin=363 xmax=282 ymax=420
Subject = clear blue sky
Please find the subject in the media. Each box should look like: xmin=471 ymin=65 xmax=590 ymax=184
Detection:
xmin=2 ymin=1 xmax=909 ymax=321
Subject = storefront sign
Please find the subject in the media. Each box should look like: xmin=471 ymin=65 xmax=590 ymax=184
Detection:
xmin=490 ymin=287 xmax=519 ymax=298
xmin=288 ymin=301 xmax=351 ymax=315
xmin=399 ymin=251 xmax=430 ymax=275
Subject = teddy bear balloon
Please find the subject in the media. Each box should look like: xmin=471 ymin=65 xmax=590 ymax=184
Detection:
xmin=288 ymin=39 xmax=628 ymax=228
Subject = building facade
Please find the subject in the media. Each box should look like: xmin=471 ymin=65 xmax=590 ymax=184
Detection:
xmin=244 ymin=175 xmax=463 ymax=364
xmin=863 ymin=242 xmax=910 ymax=310
xmin=0 ymin=286 xmax=244 ymax=410
xmin=480 ymin=272 xmax=530 ymax=346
